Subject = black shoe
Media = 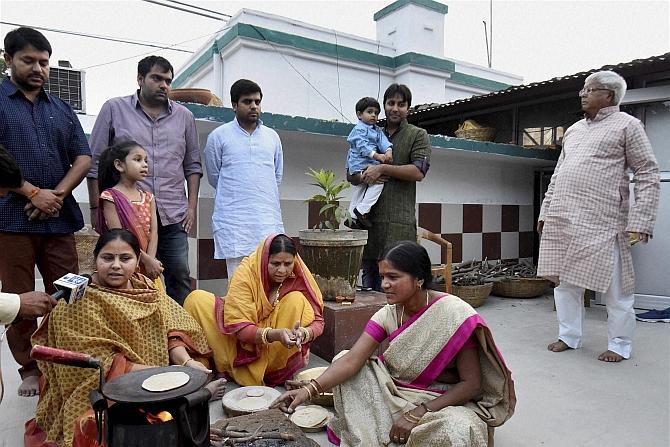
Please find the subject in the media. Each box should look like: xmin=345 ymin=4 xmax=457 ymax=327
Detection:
xmin=344 ymin=218 xmax=362 ymax=229
xmin=354 ymin=209 xmax=372 ymax=229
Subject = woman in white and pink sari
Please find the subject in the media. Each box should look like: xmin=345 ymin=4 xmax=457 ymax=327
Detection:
xmin=272 ymin=241 xmax=515 ymax=446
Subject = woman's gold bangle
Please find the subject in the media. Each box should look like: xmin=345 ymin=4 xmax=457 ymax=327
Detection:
xmin=300 ymin=327 xmax=311 ymax=342
xmin=306 ymin=381 xmax=320 ymax=397
xmin=180 ymin=358 xmax=192 ymax=366
xmin=301 ymin=385 xmax=315 ymax=400
xmin=261 ymin=327 xmax=271 ymax=345
xmin=310 ymin=379 xmax=324 ymax=395
xmin=403 ymin=410 xmax=421 ymax=424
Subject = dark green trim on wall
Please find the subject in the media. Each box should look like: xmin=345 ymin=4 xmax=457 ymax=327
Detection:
xmin=183 ymin=103 xmax=558 ymax=161
xmin=172 ymin=44 xmax=217 ymax=87
xmin=395 ymin=52 xmax=455 ymax=72
xmin=429 ymin=135 xmax=560 ymax=161
xmin=448 ymin=72 xmax=510 ymax=91
xmin=173 ymin=23 xmax=514 ymax=91
xmin=374 ymin=0 xmax=449 ymax=21
xmin=237 ymin=23 xmax=395 ymax=67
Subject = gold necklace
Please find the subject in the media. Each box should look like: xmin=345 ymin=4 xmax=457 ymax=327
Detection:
xmin=399 ymin=291 xmax=429 ymax=326
xmin=271 ymin=281 xmax=284 ymax=307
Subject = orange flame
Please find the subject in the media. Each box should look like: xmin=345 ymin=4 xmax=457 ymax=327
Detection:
xmin=139 ymin=409 xmax=173 ymax=424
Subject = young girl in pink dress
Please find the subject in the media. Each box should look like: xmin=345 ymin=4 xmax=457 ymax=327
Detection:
xmin=95 ymin=140 xmax=164 ymax=280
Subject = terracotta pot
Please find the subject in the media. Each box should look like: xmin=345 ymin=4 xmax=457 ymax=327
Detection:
xmin=169 ymin=88 xmax=222 ymax=106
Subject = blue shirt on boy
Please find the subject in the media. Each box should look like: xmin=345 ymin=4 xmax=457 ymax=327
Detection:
xmin=346 ymin=120 xmax=392 ymax=174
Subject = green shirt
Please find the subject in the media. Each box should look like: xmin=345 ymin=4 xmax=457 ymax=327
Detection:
xmin=363 ymin=120 xmax=431 ymax=260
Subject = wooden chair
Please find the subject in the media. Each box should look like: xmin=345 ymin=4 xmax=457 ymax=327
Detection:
xmin=417 ymin=227 xmax=452 ymax=294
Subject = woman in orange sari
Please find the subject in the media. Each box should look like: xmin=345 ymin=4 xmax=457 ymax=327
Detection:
xmin=25 ymin=229 xmax=224 ymax=447
xmin=185 ymin=234 xmax=324 ymax=386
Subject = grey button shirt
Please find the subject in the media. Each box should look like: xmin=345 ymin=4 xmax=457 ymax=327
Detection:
xmin=87 ymin=91 xmax=201 ymax=224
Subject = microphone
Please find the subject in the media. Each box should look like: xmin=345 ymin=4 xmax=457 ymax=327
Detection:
xmin=52 ymin=273 xmax=91 ymax=303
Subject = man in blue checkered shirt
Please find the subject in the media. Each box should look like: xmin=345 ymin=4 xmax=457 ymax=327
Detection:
xmin=0 ymin=27 xmax=91 ymax=397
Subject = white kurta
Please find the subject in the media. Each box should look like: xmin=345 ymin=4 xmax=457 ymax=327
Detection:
xmin=0 ymin=292 xmax=20 ymax=324
xmin=538 ymin=106 xmax=660 ymax=295
xmin=204 ymin=118 xmax=284 ymax=259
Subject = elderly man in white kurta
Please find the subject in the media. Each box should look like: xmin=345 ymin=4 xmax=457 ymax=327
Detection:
xmin=538 ymin=71 xmax=660 ymax=363
xmin=204 ymin=79 xmax=284 ymax=279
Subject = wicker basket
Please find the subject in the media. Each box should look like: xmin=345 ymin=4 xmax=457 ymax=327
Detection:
xmin=492 ymin=278 xmax=550 ymax=298
xmin=74 ymin=228 xmax=99 ymax=274
xmin=452 ymin=282 xmax=493 ymax=308
xmin=455 ymin=127 xmax=496 ymax=142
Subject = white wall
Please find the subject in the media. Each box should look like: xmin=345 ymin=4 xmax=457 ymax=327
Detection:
xmin=375 ymin=3 xmax=445 ymax=58
xmin=174 ymin=8 xmax=523 ymax=122
xmin=277 ymin=129 xmax=535 ymax=207
xmin=219 ymin=42 xmax=396 ymax=123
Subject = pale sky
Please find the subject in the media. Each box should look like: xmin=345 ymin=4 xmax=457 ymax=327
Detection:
xmin=1 ymin=0 xmax=669 ymax=114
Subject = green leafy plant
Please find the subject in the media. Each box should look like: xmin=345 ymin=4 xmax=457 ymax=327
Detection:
xmin=305 ymin=168 xmax=352 ymax=229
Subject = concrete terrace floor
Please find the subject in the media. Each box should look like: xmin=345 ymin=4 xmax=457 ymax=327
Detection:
xmin=1 ymin=293 xmax=668 ymax=447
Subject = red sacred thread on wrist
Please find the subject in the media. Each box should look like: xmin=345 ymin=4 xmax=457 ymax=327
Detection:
xmin=27 ymin=187 xmax=40 ymax=199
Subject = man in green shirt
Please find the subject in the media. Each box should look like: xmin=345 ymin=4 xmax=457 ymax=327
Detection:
xmin=348 ymin=84 xmax=431 ymax=291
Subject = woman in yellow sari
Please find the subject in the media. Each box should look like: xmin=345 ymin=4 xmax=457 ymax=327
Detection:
xmin=185 ymin=234 xmax=324 ymax=386
xmin=24 ymin=229 xmax=224 ymax=447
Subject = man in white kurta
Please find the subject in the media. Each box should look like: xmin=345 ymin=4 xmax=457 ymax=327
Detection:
xmin=538 ymin=71 xmax=660 ymax=362
xmin=204 ymin=79 xmax=284 ymax=279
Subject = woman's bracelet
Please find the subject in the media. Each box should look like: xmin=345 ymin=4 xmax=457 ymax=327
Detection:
xmin=261 ymin=327 xmax=272 ymax=345
xmin=309 ymin=379 xmax=324 ymax=395
xmin=299 ymin=327 xmax=311 ymax=343
xmin=301 ymin=384 xmax=316 ymax=400
xmin=180 ymin=358 xmax=192 ymax=366
xmin=403 ymin=410 xmax=421 ymax=424
xmin=306 ymin=381 xmax=320 ymax=398
xmin=419 ymin=402 xmax=433 ymax=413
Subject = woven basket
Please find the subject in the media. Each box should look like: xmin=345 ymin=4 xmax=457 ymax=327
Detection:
xmin=74 ymin=230 xmax=99 ymax=274
xmin=452 ymin=282 xmax=493 ymax=308
xmin=455 ymin=127 xmax=496 ymax=142
xmin=492 ymin=278 xmax=550 ymax=298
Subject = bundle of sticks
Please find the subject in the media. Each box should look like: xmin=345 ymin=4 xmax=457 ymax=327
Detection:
xmin=449 ymin=259 xmax=537 ymax=286
xmin=210 ymin=423 xmax=296 ymax=446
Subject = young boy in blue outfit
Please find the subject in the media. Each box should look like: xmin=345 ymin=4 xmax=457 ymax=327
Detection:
xmin=346 ymin=97 xmax=392 ymax=229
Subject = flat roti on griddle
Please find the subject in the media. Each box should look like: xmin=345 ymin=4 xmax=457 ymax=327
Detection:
xmin=141 ymin=371 xmax=190 ymax=392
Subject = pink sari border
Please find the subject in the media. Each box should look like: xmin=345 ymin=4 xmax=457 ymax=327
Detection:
xmin=215 ymin=289 xmax=257 ymax=336
xmin=364 ymin=320 xmax=387 ymax=343
xmin=232 ymin=340 xmax=260 ymax=367
xmin=411 ymin=314 xmax=486 ymax=387
xmin=326 ymin=426 xmax=341 ymax=445
xmin=389 ymin=294 xmax=449 ymax=342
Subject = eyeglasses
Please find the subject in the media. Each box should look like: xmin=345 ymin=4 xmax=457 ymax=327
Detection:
xmin=579 ymin=87 xmax=612 ymax=96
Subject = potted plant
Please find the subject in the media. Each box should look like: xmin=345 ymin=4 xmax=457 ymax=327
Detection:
xmin=299 ymin=169 xmax=368 ymax=302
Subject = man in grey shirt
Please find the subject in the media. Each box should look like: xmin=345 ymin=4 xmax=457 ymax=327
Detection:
xmin=87 ymin=56 xmax=201 ymax=305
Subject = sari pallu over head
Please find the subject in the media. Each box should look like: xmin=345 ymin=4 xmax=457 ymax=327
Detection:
xmin=372 ymin=294 xmax=516 ymax=427
xmin=218 ymin=234 xmax=324 ymax=377
xmin=95 ymin=187 xmax=150 ymax=251
xmin=26 ymin=274 xmax=211 ymax=447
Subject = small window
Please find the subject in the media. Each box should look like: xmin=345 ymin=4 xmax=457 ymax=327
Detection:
xmin=522 ymin=127 xmax=564 ymax=149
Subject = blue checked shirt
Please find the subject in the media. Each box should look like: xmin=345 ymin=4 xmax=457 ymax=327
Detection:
xmin=346 ymin=120 xmax=393 ymax=174
xmin=0 ymin=78 xmax=90 ymax=234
